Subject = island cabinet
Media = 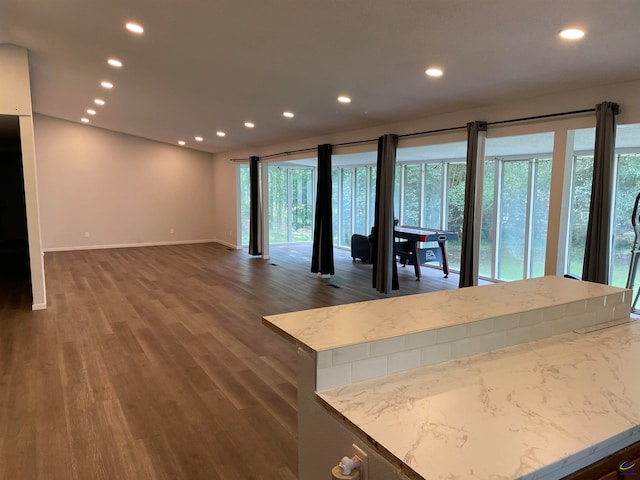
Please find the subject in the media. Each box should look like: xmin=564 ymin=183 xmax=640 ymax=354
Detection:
xmin=264 ymin=276 xmax=638 ymax=480
xmin=561 ymin=440 xmax=640 ymax=479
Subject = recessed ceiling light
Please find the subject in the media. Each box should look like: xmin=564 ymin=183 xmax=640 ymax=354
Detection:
xmin=86 ymin=109 xmax=97 ymax=115
xmin=559 ymin=28 xmax=585 ymax=40
xmin=244 ymin=122 xmax=255 ymax=128
xmin=125 ymin=22 xmax=144 ymax=34
xmin=195 ymin=136 xmax=203 ymax=142
xmin=101 ymin=81 xmax=113 ymax=89
xmin=178 ymin=140 xmax=186 ymax=146
xmin=425 ymin=67 xmax=444 ymax=77
xmin=94 ymin=98 xmax=105 ymax=105
xmin=337 ymin=96 xmax=351 ymax=104
xmin=283 ymin=111 xmax=295 ymax=118
xmin=107 ymin=58 xmax=123 ymax=68
xmin=216 ymin=131 xmax=226 ymax=137
xmin=81 ymin=118 xmax=90 ymax=123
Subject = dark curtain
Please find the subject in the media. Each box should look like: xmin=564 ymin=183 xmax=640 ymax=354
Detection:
xmin=248 ymin=155 xmax=262 ymax=256
xmin=459 ymin=121 xmax=487 ymax=288
xmin=372 ymin=134 xmax=399 ymax=293
xmin=311 ymin=144 xmax=335 ymax=275
xmin=582 ymin=102 xmax=620 ymax=284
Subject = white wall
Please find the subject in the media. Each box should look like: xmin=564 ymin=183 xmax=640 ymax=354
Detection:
xmin=34 ymin=114 xmax=215 ymax=251
xmin=0 ymin=45 xmax=47 ymax=309
xmin=212 ymin=78 xmax=640 ymax=251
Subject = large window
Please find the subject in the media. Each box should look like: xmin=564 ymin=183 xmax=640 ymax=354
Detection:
xmin=566 ymin=128 xmax=595 ymax=278
xmin=239 ymin=165 xmax=250 ymax=246
xmin=269 ymin=164 xmax=314 ymax=243
xmin=567 ymin=124 xmax=640 ymax=302
xmin=237 ymin=162 xmax=314 ymax=247
xmin=333 ymin=164 xmax=376 ymax=245
xmin=331 ymin=144 xmax=468 ymax=270
xmin=480 ymin=133 xmax=554 ymax=281
xmin=238 ymin=123 xmax=640 ymax=297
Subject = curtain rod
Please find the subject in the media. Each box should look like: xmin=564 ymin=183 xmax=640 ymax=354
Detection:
xmin=229 ymin=106 xmax=597 ymax=162
xmin=398 ymin=125 xmax=466 ymax=139
xmin=487 ymin=108 xmax=596 ymax=126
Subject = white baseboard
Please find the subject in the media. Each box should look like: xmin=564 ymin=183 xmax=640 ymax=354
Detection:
xmin=43 ymin=238 xmax=217 ymax=253
xmin=32 ymin=303 xmax=47 ymax=310
xmin=213 ymin=239 xmax=242 ymax=250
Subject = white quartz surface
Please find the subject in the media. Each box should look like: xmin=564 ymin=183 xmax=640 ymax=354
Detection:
xmin=318 ymin=320 xmax=640 ymax=480
xmin=263 ymin=276 xmax=625 ymax=352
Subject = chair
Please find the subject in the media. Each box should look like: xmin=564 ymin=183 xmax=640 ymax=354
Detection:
xmin=351 ymin=234 xmax=372 ymax=263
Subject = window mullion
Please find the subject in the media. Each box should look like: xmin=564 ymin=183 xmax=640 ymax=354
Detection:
xmin=493 ymin=160 xmax=502 ymax=279
xmin=442 ymin=162 xmax=449 ymax=230
xmin=523 ymin=159 xmax=536 ymax=278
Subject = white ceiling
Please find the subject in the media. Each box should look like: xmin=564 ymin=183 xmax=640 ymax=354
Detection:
xmin=2 ymin=0 xmax=640 ymax=154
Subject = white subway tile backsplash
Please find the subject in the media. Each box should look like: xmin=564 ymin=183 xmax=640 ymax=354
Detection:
xmin=317 ymin=350 xmax=332 ymax=368
xmin=494 ymin=315 xmax=519 ymax=331
xmin=480 ymin=331 xmax=507 ymax=352
xmin=405 ymin=330 xmax=437 ymax=349
xmin=507 ymin=326 xmax=532 ymax=347
xmin=437 ymin=324 xmax=467 ymax=343
xmin=317 ymin=364 xmax=351 ymax=390
xmin=565 ymin=301 xmax=587 ymax=316
xmin=351 ymin=356 xmax=388 ymax=383
xmin=315 ymin=290 xmax=617 ymax=390
xmin=370 ymin=336 xmax=405 ymax=356
xmin=586 ymin=296 xmax=605 ymax=310
xmin=421 ymin=343 xmax=452 ymax=366
xmin=606 ymin=292 xmax=625 ymax=307
xmin=467 ymin=319 xmax=494 ymax=337
xmin=452 ymin=337 xmax=482 ymax=358
xmin=554 ymin=314 xmax=578 ymax=334
xmin=577 ymin=311 xmax=597 ymax=329
xmin=531 ymin=320 xmax=555 ymax=341
xmin=388 ymin=349 xmax=421 ymax=374
xmin=520 ymin=309 xmax=543 ymax=327
xmin=613 ymin=303 xmax=632 ymax=321
xmin=332 ymin=343 xmax=370 ymax=365
xmin=596 ymin=307 xmax=614 ymax=324
xmin=543 ymin=305 xmax=566 ymax=322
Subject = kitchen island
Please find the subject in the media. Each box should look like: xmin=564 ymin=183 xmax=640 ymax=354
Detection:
xmin=263 ymin=276 xmax=637 ymax=480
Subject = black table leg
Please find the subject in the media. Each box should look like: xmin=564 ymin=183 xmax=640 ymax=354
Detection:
xmin=438 ymin=239 xmax=449 ymax=278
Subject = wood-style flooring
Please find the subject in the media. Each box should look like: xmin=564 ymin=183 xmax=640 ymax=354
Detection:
xmin=0 ymin=242 xmax=462 ymax=479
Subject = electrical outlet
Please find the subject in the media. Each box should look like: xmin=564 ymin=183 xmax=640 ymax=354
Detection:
xmin=170 ymin=228 xmax=175 ymax=234
xmin=352 ymin=444 xmax=368 ymax=480
xmin=84 ymin=231 xmax=90 ymax=238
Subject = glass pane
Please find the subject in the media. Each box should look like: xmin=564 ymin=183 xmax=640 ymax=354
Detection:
xmin=239 ymin=165 xmax=250 ymax=246
xmin=612 ymin=153 xmax=640 ymax=295
xmin=446 ymin=163 xmax=466 ymax=271
xmin=483 ymin=132 xmax=554 ymax=281
xmin=369 ymin=167 xmax=376 ymax=232
xmin=268 ymin=167 xmax=288 ymax=243
xmin=497 ymin=160 xmax=529 ymax=281
xmin=332 ymin=168 xmax=339 ymax=245
xmin=354 ymin=167 xmax=368 ymax=235
xmin=291 ymin=168 xmax=313 ymax=241
xmin=341 ymin=169 xmax=353 ymax=246
xmin=566 ymin=127 xmax=596 ymax=277
xmin=402 ymin=164 xmax=421 ymax=226
xmin=422 ymin=162 xmax=442 ymax=229
xmin=394 ymin=166 xmax=401 ymax=221
xmin=567 ymin=155 xmax=594 ymax=277
xmin=479 ymin=159 xmax=494 ymax=278
xmin=530 ymin=158 xmax=552 ymax=278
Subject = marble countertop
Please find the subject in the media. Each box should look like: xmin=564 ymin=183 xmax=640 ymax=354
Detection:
xmin=263 ymin=276 xmax=624 ymax=352
xmin=318 ymin=320 xmax=640 ymax=480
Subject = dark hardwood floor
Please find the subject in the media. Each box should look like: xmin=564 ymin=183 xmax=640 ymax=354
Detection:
xmin=0 ymin=242 xmax=463 ymax=479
